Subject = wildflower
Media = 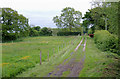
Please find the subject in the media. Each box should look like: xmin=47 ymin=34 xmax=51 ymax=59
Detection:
xmin=21 ymin=56 xmax=30 ymax=60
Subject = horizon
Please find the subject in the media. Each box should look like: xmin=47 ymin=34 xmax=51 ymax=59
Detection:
xmin=0 ymin=0 xmax=92 ymax=28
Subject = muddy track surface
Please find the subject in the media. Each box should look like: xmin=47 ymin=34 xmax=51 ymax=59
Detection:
xmin=47 ymin=37 xmax=87 ymax=77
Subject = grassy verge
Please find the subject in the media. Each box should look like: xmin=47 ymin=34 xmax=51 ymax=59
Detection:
xmin=79 ymin=36 xmax=120 ymax=77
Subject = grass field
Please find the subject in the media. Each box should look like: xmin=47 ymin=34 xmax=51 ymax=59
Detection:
xmin=17 ymin=36 xmax=83 ymax=77
xmin=2 ymin=36 xmax=81 ymax=77
xmin=1 ymin=36 xmax=120 ymax=77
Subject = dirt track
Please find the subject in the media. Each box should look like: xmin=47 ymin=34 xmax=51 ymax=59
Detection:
xmin=47 ymin=37 xmax=87 ymax=77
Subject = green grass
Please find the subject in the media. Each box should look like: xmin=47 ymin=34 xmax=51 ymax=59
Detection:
xmin=62 ymin=71 xmax=70 ymax=77
xmin=2 ymin=36 xmax=81 ymax=77
xmin=2 ymin=36 xmax=83 ymax=77
xmin=79 ymin=36 xmax=120 ymax=77
xmin=16 ymin=36 xmax=82 ymax=77
xmin=2 ymin=36 xmax=120 ymax=77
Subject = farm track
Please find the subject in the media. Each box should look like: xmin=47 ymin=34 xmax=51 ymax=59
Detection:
xmin=47 ymin=37 xmax=87 ymax=77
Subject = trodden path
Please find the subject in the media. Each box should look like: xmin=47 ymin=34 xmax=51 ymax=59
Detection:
xmin=47 ymin=37 xmax=87 ymax=77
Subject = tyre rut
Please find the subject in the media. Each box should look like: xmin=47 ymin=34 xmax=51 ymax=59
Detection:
xmin=47 ymin=37 xmax=87 ymax=77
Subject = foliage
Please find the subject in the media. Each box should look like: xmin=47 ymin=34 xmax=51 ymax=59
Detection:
xmin=88 ymin=29 xmax=93 ymax=34
xmin=82 ymin=2 xmax=119 ymax=35
xmin=94 ymin=30 xmax=118 ymax=54
xmin=1 ymin=8 xmax=30 ymax=41
xmin=104 ymin=2 xmax=119 ymax=35
xmin=79 ymin=37 xmax=120 ymax=77
xmin=40 ymin=27 xmax=52 ymax=36
xmin=29 ymin=26 xmax=52 ymax=36
xmin=0 ymin=9 xmax=2 ymax=42
xmin=53 ymin=7 xmax=82 ymax=31
xmin=32 ymin=26 xmax=41 ymax=31
xmin=29 ymin=26 xmax=40 ymax=36
xmin=52 ymin=28 xmax=58 ymax=36
xmin=57 ymin=32 xmax=81 ymax=36
xmin=2 ymin=36 xmax=77 ymax=77
xmin=1 ymin=8 xmax=52 ymax=42
xmin=82 ymin=11 xmax=94 ymax=33
xmin=30 ymin=29 xmax=39 ymax=36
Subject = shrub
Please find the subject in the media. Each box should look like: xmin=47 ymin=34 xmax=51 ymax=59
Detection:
xmin=57 ymin=32 xmax=81 ymax=36
xmin=94 ymin=30 xmax=118 ymax=53
xmin=88 ymin=29 xmax=93 ymax=34
xmin=29 ymin=29 xmax=39 ymax=36
xmin=2 ymin=33 xmax=17 ymax=41
xmin=40 ymin=27 xmax=52 ymax=36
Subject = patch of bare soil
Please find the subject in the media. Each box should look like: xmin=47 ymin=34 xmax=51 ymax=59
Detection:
xmin=48 ymin=55 xmax=85 ymax=77
xmin=47 ymin=38 xmax=86 ymax=77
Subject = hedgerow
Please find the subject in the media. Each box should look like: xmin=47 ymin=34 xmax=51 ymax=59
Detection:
xmin=57 ymin=32 xmax=81 ymax=36
xmin=94 ymin=30 xmax=118 ymax=54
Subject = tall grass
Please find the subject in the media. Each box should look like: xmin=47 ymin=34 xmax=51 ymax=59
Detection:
xmin=2 ymin=36 xmax=77 ymax=77
xmin=79 ymin=36 xmax=120 ymax=77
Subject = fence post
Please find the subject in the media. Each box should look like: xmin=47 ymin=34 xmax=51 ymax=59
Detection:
xmin=58 ymin=46 xmax=59 ymax=53
xmin=53 ymin=48 xmax=54 ymax=54
xmin=53 ymin=48 xmax=55 ymax=57
xmin=40 ymin=51 xmax=42 ymax=65
xmin=71 ymin=41 xmax=73 ymax=45
xmin=48 ymin=50 xmax=49 ymax=61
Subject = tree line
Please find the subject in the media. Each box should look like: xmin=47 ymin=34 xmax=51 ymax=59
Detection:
xmin=52 ymin=1 xmax=119 ymax=54
xmin=1 ymin=1 xmax=119 ymax=42
xmin=52 ymin=1 xmax=119 ymax=36
xmin=81 ymin=1 xmax=119 ymax=54
xmin=1 ymin=8 xmax=52 ymax=42
xmin=82 ymin=1 xmax=119 ymax=36
xmin=53 ymin=7 xmax=83 ymax=32
xmin=1 ymin=7 xmax=83 ymax=42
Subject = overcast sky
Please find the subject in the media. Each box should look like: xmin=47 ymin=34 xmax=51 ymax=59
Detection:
xmin=0 ymin=0 xmax=93 ymax=28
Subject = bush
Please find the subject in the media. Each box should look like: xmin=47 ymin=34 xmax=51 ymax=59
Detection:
xmin=2 ymin=33 xmax=17 ymax=41
xmin=29 ymin=28 xmax=39 ymax=36
xmin=57 ymin=32 xmax=81 ymax=36
xmin=94 ymin=30 xmax=118 ymax=53
xmin=40 ymin=27 xmax=52 ymax=36
xmin=88 ymin=29 xmax=93 ymax=34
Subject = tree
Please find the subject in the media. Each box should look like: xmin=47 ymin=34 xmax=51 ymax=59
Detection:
xmin=0 ymin=9 xmax=2 ymax=42
xmin=83 ymin=7 xmax=106 ymax=31
xmin=82 ymin=1 xmax=119 ymax=35
xmin=33 ymin=26 xmax=41 ymax=31
xmin=90 ymin=1 xmax=119 ymax=35
xmin=52 ymin=28 xmax=58 ymax=36
xmin=104 ymin=2 xmax=118 ymax=35
xmin=29 ymin=25 xmax=40 ymax=36
xmin=1 ymin=8 xmax=30 ymax=41
xmin=53 ymin=7 xmax=82 ymax=32
xmin=82 ymin=11 xmax=95 ymax=33
xmin=40 ymin=27 xmax=52 ymax=36
xmin=29 ymin=28 xmax=37 ymax=36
